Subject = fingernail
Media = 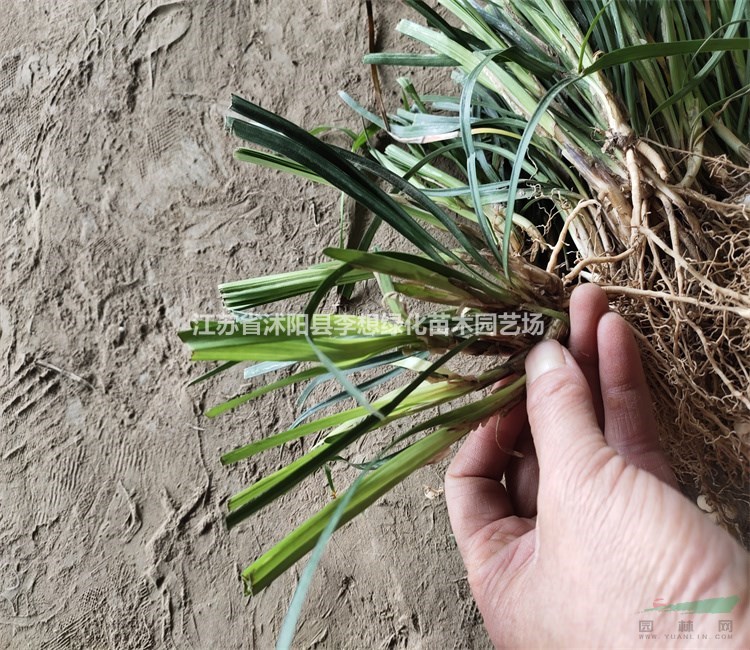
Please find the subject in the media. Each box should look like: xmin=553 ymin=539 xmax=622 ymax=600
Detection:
xmin=526 ymin=340 xmax=566 ymax=384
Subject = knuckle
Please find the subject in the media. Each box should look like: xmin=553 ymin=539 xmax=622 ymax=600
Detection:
xmin=527 ymin=370 xmax=589 ymax=419
xmin=572 ymin=443 xmax=621 ymax=487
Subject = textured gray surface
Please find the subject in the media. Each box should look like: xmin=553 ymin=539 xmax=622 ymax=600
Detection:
xmin=0 ymin=1 xmax=490 ymax=647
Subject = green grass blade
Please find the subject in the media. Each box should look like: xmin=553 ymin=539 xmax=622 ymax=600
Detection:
xmin=220 ymin=263 xmax=371 ymax=311
xmin=187 ymin=360 xmax=239 ymax=386
xmin=228 ymin=96 xmax=454 ymax=264
xmin=577 ymin=2 xmax=612 ymax=73
xmin=180 ymin=326 xmax=416 ymax=364
xmin=460 ymin=49 xmax=512 ymax=269
xmin=295 ymin=350 xmax=425 ymax=409
xmin=244 ymin=360 xmax=297 ymax=380
xmin=332 ymin=145 xmax=493 ymax=273
xmin=503 ymin=76 xmax=574 ymax=276
xmin=234 ymin=148 xmax=328 ymax=185
xmin=206 ymin=366 xmax=327 ymax=418
xmin=245 ymin=424 xmax=470 ymax=597
xmin=323 ymin=247 xmax=479 ymax=303
xmin=582 ymin=37 xmax=750 ymax=75
xmin=292 ymin=366 xmax=405 ymax=427
xmin=362 ymin=52 xmax=455 ymax=67
xmin=224 ymin=336 xmax=478 ymax=528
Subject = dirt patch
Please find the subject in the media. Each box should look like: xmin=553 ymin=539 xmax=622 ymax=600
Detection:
xmin=0 ymin=1 xmax=489 ymax=647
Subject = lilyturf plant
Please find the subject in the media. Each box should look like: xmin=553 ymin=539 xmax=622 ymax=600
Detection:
xmin=180 ymin=0 xmax=750 ymax=626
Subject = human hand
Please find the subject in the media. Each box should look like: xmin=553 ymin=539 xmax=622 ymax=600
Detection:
xmin=445 ymin=284 xmax=749 ymax=648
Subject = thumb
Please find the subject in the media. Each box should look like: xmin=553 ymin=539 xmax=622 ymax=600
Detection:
xmin=524 ymin=340 xmax=606 ymax=481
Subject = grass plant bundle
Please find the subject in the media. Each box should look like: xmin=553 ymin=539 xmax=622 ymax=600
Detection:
xmin=180 ymin=0 xmax=750 ymax=603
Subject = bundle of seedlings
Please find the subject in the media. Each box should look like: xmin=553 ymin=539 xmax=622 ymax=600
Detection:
xmin=180 ymin=0 xmax=750 ymax=603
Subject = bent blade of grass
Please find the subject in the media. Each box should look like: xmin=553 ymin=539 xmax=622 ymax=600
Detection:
xmin=227 ymin=97 xmax=453 ymax=265
xmin=206 ymin=366 xmax=327 ymax=418
xmin=223 ymin=336 xmax=479 ymax=528
xmin=577 ymin=2 xmax=612 ymax=73
xmin=221 ymin=374 xmax=474 ymax=466
xmin=245 ymin=423 xmax=471 ymax=597
xmin=295 ymin=350 xmax=427 ymax=409
xmin=397 ymin=19 xmax=554 ymax=132
xmin=331 ymin=143 xmax=491 ymax=272
xmin=248 ymin=372 xmax=528 ymax=605
xmin=300 ymin=260 xmax=388 ymax=419
xmin=503 ymin=76 xmax=574 ymax=276
xmin=460 ymin=49 xmax=514 ymax=269
xmin=291 ymin=366 xmax=406 ymax=428
xmin=582 ymin=37 xmax=750 ymax=75
xmin=273 ymin=422 xmax=472 ymax=649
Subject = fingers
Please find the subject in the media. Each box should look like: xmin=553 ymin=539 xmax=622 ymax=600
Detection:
xmin=446 ymin=284 xmax=678 ymax=569
xmin=506 ymin=425 xmax=539 ymax=518
xmin=567 ymin=283 xmax=610 ymax=428
xmin=524 ymin=340 xmax=606 ymax=480
xmin=445 ymin=401 xmax=527 ymax=551
xmin=597 ymin=312 xmax=679 ymax=488
xmin=502 ymin=284 xmax=606 ymax=515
